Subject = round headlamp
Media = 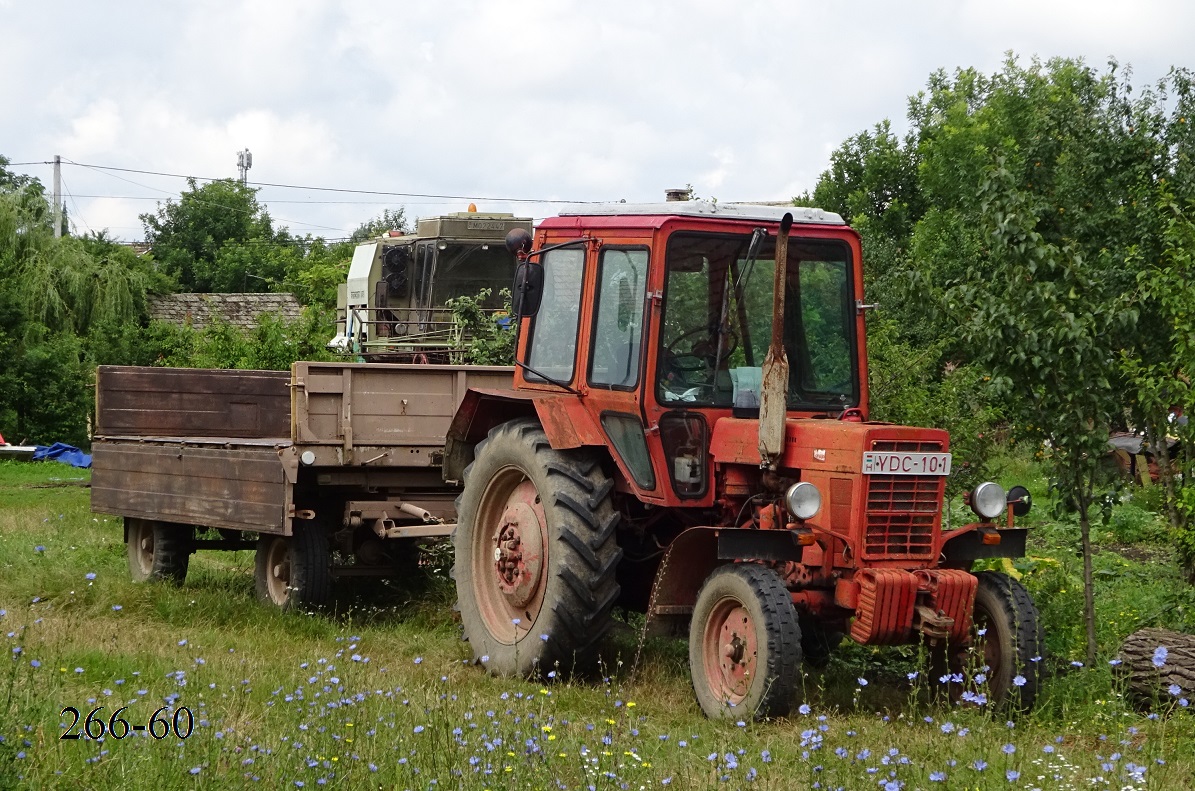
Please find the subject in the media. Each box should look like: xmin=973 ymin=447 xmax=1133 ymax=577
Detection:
xmin=786 ymin=482 xmax=822 ymax=521
xmin=970 ymin=481 xmax=1007 ymax=520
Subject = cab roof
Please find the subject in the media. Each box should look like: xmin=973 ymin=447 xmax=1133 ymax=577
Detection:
xmin=555 ymin=200 xmax=845 ymax=226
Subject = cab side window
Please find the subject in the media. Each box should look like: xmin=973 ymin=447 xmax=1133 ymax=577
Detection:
xmin=526 ymin=247 xmax=585 ymax=383
xmin=589 ymin=248 xmax=648 ymax=389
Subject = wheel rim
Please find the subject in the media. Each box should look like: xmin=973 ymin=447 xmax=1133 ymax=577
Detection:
xmin=134 ymin=522 xmax=155 ymax=576
xmin=701 ymin=596 xmax=759 ymax=708
xmin=265 ymin=538 xmax=291 ymax=606
xmin=470 ymin=467 xmax=548 ymax=644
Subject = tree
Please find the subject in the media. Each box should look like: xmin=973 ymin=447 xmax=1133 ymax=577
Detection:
xmin=141 ymin=178 xmax=295 ymax=292
xmin=949 ymin=157 xmax=1137 ymax=664
xmin=349 ymin=208 xmax=409 ymax=244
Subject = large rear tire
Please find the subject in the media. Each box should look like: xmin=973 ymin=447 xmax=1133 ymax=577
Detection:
xmin=934 ymin=571 xmax=1043 ymax=710
xmin=126 ymin=518 xmax=191 ymax=585
xmin=454 ymin=418 xmax=621 ymax=677
xmin=255 ymin=524 xmax=331 ymax=611
xmin=690 ymin=564 xmax=801 ymax=720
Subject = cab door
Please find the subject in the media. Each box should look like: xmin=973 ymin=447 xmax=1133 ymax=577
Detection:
xmin=583 ymin=244 xmax=661 ymax=501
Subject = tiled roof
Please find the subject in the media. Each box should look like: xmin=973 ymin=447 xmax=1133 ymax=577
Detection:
xmin=147 ymin=293 xmax=304 ymax=331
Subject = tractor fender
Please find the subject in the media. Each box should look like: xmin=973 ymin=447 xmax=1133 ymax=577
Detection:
xmin=940 ymin=525 xmax=1029 ymax=566
xmin=643 ymin=527 xmax=806 ymax=637
xmin=443 ymin=388 xmax=606 ymax=482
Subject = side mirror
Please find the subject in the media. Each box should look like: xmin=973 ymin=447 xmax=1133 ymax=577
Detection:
xmin=505 ymin=228 xmax=534 ymax=256
xmin=512 ymin=262 xmax=545 ymax=318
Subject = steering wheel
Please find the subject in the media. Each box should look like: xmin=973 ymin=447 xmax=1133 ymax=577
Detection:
xmin=664 ymin=325 xmax=739 ymax=372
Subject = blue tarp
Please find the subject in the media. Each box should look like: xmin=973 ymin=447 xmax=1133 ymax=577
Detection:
xmin=32 ymin=443 xmax=92 ymax=468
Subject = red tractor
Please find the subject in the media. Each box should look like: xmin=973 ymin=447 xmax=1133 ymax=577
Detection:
xmin=445 ymin=200 xmax=1040 ymax=717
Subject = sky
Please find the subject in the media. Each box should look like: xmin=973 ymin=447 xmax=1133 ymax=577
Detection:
xmin=3 ymin=0 xmax=1193 ymax=242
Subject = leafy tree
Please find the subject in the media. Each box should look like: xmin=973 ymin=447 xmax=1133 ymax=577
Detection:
xmin=0 ymin=169 xmax=97 ymax=445
xmin=141 ymin=178 xmax=295 ymax=292
xmin=349 ymin=208 xmax=409 ymax=244
xmin=948 ymin=157 xmax=1137 ymax=663
xmin=286 ymin=236 xmax=355 ymax=309
xmin=812 ymin=120 xmax=923 ymax=244
xmin=447 ymin=289 xmax=515 ymax=365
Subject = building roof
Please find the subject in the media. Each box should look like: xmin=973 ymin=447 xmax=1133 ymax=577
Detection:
xmin=147 ymin=293 xmax=304 ymax=331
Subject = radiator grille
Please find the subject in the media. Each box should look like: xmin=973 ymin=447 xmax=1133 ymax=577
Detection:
xmin=871 ymin=440 xmax=944 ymax=453
xmin=865 ymin=438 xmax=944 ymax=560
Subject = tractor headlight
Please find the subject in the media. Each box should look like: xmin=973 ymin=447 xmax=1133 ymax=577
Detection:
xmin=970 ymin=481 xmax=1007 ymax=520
xmin=786 ymin=482 xmax=822 ymax=521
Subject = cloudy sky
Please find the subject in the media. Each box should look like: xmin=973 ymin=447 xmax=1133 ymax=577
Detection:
xmin=3 ymin=0 xmax=1192 ymax=242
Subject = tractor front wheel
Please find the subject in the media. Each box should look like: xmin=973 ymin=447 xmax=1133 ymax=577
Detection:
xmin=935 ymin=571 xmax=1043 ymax=710
xmin=690 ymin=564 xmax=801 ymax=719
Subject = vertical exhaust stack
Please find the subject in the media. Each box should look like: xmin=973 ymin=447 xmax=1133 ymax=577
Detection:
xmin=758 ymin=212 xmax=793 ymax=470
xmin=665 ymin=188 xmax=691 ymax=202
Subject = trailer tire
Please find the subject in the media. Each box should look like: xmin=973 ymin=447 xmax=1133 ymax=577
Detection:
xmin=126 ymin=518 xmax=191 ymax=585
xmin=454 ymin=418 xmax=621 ymax=677
xmin=933 ymin=571 xmax=1043 ymax=710
xmin=690 ymin=564 xmax=801 ymax=720
xmin=255 ymin=524 xmax=331 ymax=611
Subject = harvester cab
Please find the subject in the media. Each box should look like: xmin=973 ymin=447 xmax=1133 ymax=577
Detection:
xmin=449 ymin=199 xmax=1040 ymax=720
xmin=329 ymin=210 xmax=532 ymax=362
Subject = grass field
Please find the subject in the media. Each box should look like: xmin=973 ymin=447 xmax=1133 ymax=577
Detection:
xmin=1 ymin=458 xmax=1193 ymax=790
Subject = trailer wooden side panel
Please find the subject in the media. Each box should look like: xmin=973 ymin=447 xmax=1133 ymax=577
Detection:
xmin=292 ymin=362 xmax=513 ymax=452
xmin=96 ymin=366 xmax=291 ymax=439
xmin=91 ymin=439 xmax=290 ymax=534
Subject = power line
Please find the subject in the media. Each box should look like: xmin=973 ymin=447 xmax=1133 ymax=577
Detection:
xmin=63 ymin=194 xmax=496 ymax=207
xmin=60 ymin=175 xmax=92 ymax=236
xmin=58 ymin=159 xmax=598 ymax=204
xmin=68 ymin=160 xmax=352 ymax=234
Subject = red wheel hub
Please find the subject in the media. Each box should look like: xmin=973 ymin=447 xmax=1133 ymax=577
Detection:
xmin=702 ymin=599 xmax=758 ymax=706
xmin=471 ymin=473 xmax=549 ymax=644
xmin=493 ymin=498 xmax=544 ymax=609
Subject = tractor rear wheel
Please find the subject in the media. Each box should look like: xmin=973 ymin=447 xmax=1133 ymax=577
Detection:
xmin=934 ymin=571 xmax=1043 ymax=710
xmin=254 ymin=524 xmax=331 ymax=611
xmin=126 ymin=518 xmax=191 ymax=585
xmin=454 ymin=418 xmax=621 ymax=677
xmin=690 ymin=564 xmax=801 ymax=719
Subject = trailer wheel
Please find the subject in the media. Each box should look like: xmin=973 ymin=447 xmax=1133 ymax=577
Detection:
xmin=255 ymin=524 xmax=331 ymax=611
xmin=454 ymin=418 xmax=621 ymax=677
xmin=690 ymin=564 xmax=801 ymax=719
xmin=934 ymin=571 xmax=1043 ymax=710
xmin=126 ymin=518 xmax=191 ymax=585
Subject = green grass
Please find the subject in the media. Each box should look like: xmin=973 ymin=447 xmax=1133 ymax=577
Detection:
xmin=1 ymin=458 xmax=1193 ymax=789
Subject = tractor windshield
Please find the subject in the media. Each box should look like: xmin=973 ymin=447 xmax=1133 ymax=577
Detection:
xmin=657 ymin=231 xmax=858 ymax=410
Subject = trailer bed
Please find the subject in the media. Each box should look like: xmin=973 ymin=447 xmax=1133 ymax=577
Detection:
xmin=91 ymin=362 xmax=514 ymax=536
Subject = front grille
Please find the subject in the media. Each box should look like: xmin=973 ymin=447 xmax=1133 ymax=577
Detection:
xmin=864 ymin=475 xmax=942 ymax=559
xmin=871 ymin=440 xmax=943 ymax=453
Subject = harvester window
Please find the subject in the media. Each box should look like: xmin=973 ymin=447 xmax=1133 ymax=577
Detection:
xmin=525 ymin=247 xmax=585 ymax=384
xmin=590 ymin=248 xmax=649 ymax=389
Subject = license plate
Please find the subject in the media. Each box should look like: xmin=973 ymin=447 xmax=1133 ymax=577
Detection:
xmin=862 ymin=452 xmax=952 ymax=476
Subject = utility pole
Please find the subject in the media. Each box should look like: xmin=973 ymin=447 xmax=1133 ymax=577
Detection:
xmin=237 ymin=149 xmax=253 ymax=186
xmin=52 ymin=154 xmax=62 ymax=238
